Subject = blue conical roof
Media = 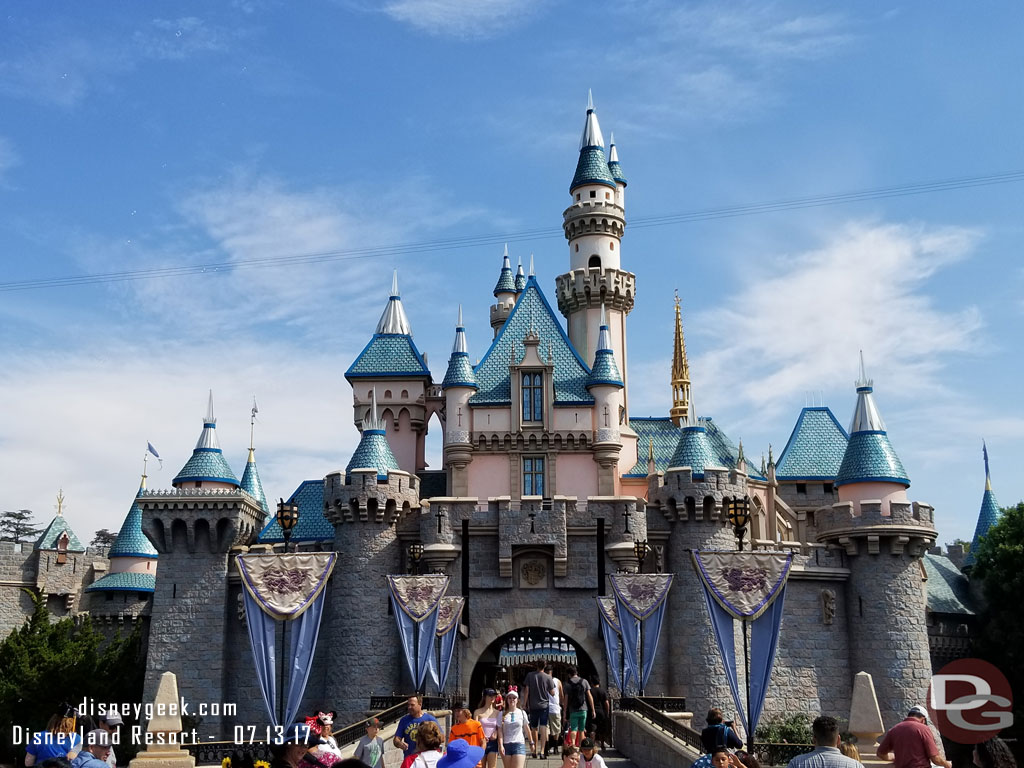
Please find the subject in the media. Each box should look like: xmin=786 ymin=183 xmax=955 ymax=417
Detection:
xmin=964 ymin=447 xmax=1001 ymax=569
xmin=607 ymin=134 xmax=627 ymax=185
xmin=345 ymin=392 xmax=400 ymax=482
xmin=571 ymin=99 xmax=617 ymax=191
xmin=668 ymin=424 xmax=718 ymax=479
xmin=240 ymin=449 xmax=271 ymax=521
xmin=174 ymin=392 xmax=240 ymax=486
xmin=835 ymin=358 xmax=909 ymax=488
xmin=514 ymin=258 xmax=527 ymax=292
xmin=443 ymin=308 xmax=477 ymax=390
xmin=108 ymin=479 xmax=158 ymax=558
xmin=586 ymin=310 xmax=623 ymax=389
xmin=494 ymin=246 xmax=516 ymax=296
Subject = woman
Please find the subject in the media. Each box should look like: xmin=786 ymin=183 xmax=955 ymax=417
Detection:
xmin=701 ymin=709 xmax=743 ymax=754
xmin=25 ymin=708 xmax=81 ymax=766
xmin=497 ymin=689 xmax=526 ymax=768
xmin=475 ymin=689 xmax=501 ymax=768
xmin=269 ymin=723 xmax=318 ymax=768
xmin=400 ymin=721 xmax=445 ymax=768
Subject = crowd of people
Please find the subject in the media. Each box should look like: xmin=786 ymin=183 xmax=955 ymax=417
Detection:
xmin=21 ymin=704 xmax=124 ymax=768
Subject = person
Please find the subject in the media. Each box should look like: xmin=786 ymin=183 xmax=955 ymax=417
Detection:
xmin=563 ymin=666 xmax=594 ymax=748
xmin=438 ymin=739 xmax=486 ymax=768
xmin=497 ymin=689 xmax=527 ymax=768
xmin=702 ymin=708 xmax=743 ymax=753
xmin=353 ymin=719 xmax=384 ymax=768
xmin=25 ymin=708 xmax=82 ymax=765
xmin=40 ymin=759 xmax=72 ymax=768
xmin=737 ymin=750 xmax=762 ymax=768
xmin=521 ymin=660 xmax=556 ymax=758
xmin=578 ymin=738 xmax=606 ymax=768
xmin=449 ymin=703 xmax=486 ymax=749
xmin=544 ymin=665 xmax=564 ymax=754
xmin=876 ymin=707 xmax=951 ymax=768
xmin=96 ymin=712 xmax=123 ymax=768
xmin=394 ymin=695 xmax=442 ymax=760
xmin=973 ymin=738 xmax=1016 ymax=768
xmin=306 ymin=710 xmax=342 ymax=758
xmin=694 ymin=748 xmax=747 ymax=768
xmin=560 ymin=746 xmax=580 ymax=768
xmin=70 ymin=731 xmax=111 ymax=768
xmin=400 ymin=721 xmax=445 ymax=768
xmin=785 ymin=715 xmax=863 ymax=768
xmin=475 ymin=688 xmax=501 ymax=768
xmin=840 ymin=743 xmax=861 ymax=762
xmin=269 ymin=723 xmax=318 ymax=768
xmin=588 ymin=679 xmax=611 ymax=749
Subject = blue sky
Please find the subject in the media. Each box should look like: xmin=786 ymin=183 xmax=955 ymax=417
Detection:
xmin=1 ymin=1 xmax=1021 ymax=547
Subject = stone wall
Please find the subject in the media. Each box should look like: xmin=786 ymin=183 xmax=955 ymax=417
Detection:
xmin=0 ymin=541 xmax=39 ymax=636
xmin=613 ymin=711 xmax=699 ymax=768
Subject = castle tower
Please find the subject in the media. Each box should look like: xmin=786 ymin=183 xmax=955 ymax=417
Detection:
xmin=963 ymin=443 xmax=1001 ymax=571
xmin=442 ymin=306 xmax=477 ymax=496
xmin=586 ymin=305 xmax=624 ymax=495
xmin=345 ymin=271 xmax=433 ymax=473
xmin=607 ymin=132 xmax=627 ymax=209
xmin=669 ymin=293 xmax=691 ymax=427
xmin=87 ymin=473 xmax=158 ymax=606
xmin=34 ymin=490 xmax=87 ymax=616
xmin=323 ymin=391 xmax=420 ymax=720
xmin=816 ymin=357 xmax=936 ymax=727
xmin=239 ymin=399 xmax=271 ymax=524
xmin=139 ymin=393 xmax=264 ymax=736
xmin=556 ymin=93 xmax=636 ymax=416
xmin=490 ymin=244 xmax=518 ymax=336
xmin=514 ymin=256 xmax=527 ymax=293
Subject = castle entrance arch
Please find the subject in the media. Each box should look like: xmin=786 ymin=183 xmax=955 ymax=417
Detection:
xmin=467 ymin=626 xmax=599 ymax=708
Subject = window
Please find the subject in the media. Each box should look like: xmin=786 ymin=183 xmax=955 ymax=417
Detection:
xmin=589 ymin=190 xmax=596 ymax=198
xmin=823 ymin=482 xmax=834 ymax=494
xmin=588 ymin=255 xmax=601 ymax=269
xmin=576 ymin=193 xmax=580 ymax=201
xmin=796 ymin=483 xmax=807 ymax=494
xmin=522 ymin=373 xmax=543 ymax=422
xmin=609 ymin=241 xmax=614 ymax=250
xmin=523 ymin=457 xmax=545 ymax=496
xmin=605 ymin=192 xmax=611 ymax=200
xmin=575 ymin=243 xmax=579 ymax=252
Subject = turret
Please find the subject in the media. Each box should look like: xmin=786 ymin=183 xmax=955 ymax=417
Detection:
xmin=34 ymin=490 xmax=87 ymax=615
xmin=963 ymin=443 xmax=1001 ymax=571
xmin=86 ymin=473 xmax=158 ymax=606
xmin=239 ymin=399 xmax=270 ymax=523
xmin=607 ymin=131 xmax=627 ymax=208
xmin=172 ymin=391 xmax=239 ymax=490
xmin=442 ymin=306 xmax=477 ymax=496
xmin=586 ymin=305 xmax=624 ymax=495
xmin=669 ymin=292 xmax=691 ymax=427
xmin=490 ymin=244 xmax=518 ymax=335
xmin=514 ymin=256 xmax=527 ymax=293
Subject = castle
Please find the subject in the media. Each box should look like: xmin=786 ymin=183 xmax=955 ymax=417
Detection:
xmin=0 ymin=99 xmax=993 ymax=738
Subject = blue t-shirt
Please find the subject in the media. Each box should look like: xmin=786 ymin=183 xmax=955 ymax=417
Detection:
xmin=71 ymin=753 xmax=109 ymax=768
xmin=26 ymin=732 xmax=81 ymax=762
xmin=395 ymin=713 xmax=440 ymax=757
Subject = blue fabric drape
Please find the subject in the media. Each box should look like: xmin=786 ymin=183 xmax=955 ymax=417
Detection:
xmin=389 ymin=591 xmax=419 ymax=685
xmin=748 ymin=585 xmax=787 ymax=735
xmin=242 ymin=585 xmax=279 ymax=726
xmin=388 ymin=590 xmax=443 ymax=691
xmin=598 ymin=607 xmax=623 ymax=692
xmin=702 ymin=586 xmax=746 ymax=731
xmin=614 ymin=592 xmax=641 ymax=695
xmin=415 ymin=612 xmax=440 ymax=690
xmin=437 ymin=624 xmax=458 ymax=692
xmin=283 ymin=589 xmax=328 ymax=726
xmin=640 ymin=598 xmax=669 ymax=691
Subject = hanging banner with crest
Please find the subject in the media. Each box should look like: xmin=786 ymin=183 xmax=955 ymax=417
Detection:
xmin=427 ymin=596 xmax=465 ymax=692
xmin=609 ymin=574 xmax=674 ymax=693
xmin=235 ymin=552 xmax=337 ymax=728
xmin=596 ymin=596 xmax=629 ymax=693
xmin=387 ymin=574 xmax=449 ymax=691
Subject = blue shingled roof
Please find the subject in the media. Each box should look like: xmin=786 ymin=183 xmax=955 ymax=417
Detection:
xmin=607 ymin=160 xmax=626 ymax=185
xmin=240 ymin=455 xmax=271 ymax=522
xmin=35 ymin=515 xmax=85 ymax=552
xmin=108 ymin=494 xmax=158 ymax=559
xmin=964 ymin=488 xmax=1001 ymax=568
xmin=443 ymin=352 xmax=478 ymax=389
xmin=346 ymin=429 xmax=400 ymax=483
xmin=835 ymin=430 xmax=910 ymax=487
xmin=514 ymin=271 xmax=527 ymax=292
xmin=174 ymin=447 xmax=239 ymax=486
xmin=625 ymin=417 xmax=680 ymax=477
xmin=776 ymin=407 xmax=849 ymax=481
xmin=258 ymin=480 xmax=335 ymax=543
xmin=923 ymin=554 xmax=975 ymax=615
xmin=571 ymin=146 xmax=617 ymax=191
xmin=346 ymin=334 xmax=431 ymax=379
xmin=586 ymin=349 xmax=623 ymax=389
xmin=703 ymin=418 xmax=767 ymax=481
xmin=86 ymin=571 xmax=156 ymax=593
xmin=469 ymin=277 xmax=594 ymax=406
xmin=494 ymin=267 xmax=516 ymax=296
xmin=668 ymin=425 xmax=719 ymax=479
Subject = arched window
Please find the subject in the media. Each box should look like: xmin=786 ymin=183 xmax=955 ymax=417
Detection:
xmin=588 ymin=255 xmax=601 ymax=269
xmin=522 ymin=373 xmax=543 ymax=422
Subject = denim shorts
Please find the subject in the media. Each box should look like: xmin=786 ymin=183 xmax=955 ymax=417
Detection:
xmin=504 ymin=742 xmax=526 ymax=756
xmin=528 ymin=709 xmax=549 ymax=729
xmin=485 ymin=740 xmax=500 ymax=755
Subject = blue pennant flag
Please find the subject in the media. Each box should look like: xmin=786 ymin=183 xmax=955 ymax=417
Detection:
xmin=147 ymin=442 xmax=163 ymax=468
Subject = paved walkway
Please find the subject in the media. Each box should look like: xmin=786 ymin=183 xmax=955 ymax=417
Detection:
xmin=525 ymin=749 xmax=639 ymax=768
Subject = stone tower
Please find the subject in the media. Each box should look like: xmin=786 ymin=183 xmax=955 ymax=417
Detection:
xmin=490 ymin=244 xmax=519 ymax=336
xmin=816 ymin=359 xmax=936 ymax=727
xmin=138 ymin=392 xmax=264 ymax=734
xmin=442 ymin=306 xmax=477 ymax=496
xmin=322 ymin=392 xmax=420 ymax=715
xmin=586 ymin=305 xmax=625 ymax=495
xmin=556 ymin=93 xmax=635 ymax=415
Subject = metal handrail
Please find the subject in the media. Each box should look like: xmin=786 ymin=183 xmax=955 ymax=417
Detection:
xmin=618 ymin=696 xmax=703 ymax=752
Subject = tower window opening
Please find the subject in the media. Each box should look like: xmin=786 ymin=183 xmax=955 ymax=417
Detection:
xmin=523 ymin=456 xmax=545 ymax=496
xmin=823 ymin=482 xmax=834 ymax=494
xmin=576 ymin=193 xmax=581 ymax=201
xmin=522 ymin=373 xmax=543 ymax=422
xmin=588 ymin=255 xmax=601 ymax=269
xmin=609 ymin=241 xmax=614 ymax=250
xmin=575 ymin=244 xmax=579 ymax=252
xmin=605 ymin=192 xmax=610 ymax=200
xmin=796 ymin=483 xmax=807 ymax=494
xmin=589 ymin=190 xmax=596 ymax=198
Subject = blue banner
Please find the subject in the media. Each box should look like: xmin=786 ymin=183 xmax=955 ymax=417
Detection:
xmin=597 ymin=598 xmax=624 ymax=692
xmin=241 ymin=585 xmax=279 ymax=726
xmin=702 ymin=586 xmax=745 ymax=731
xmin=387 ymin=575 xmax=449 ymax=692
xmin=748 ymin=586 xmax=787 ymax=734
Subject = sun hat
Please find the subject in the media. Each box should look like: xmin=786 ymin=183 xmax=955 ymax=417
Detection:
xmin=438 ymin=739 xmax=486 ymax=768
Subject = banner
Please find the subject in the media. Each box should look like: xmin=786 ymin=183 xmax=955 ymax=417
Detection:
xmin=609 ymin=574 xmax=674 ymax=693
xmin=693 ymin=551 xmax=792 ymax=737
xmin=596 ymin=597 xmax=626 ymax=693
xmin=427 ymin=597 xmax=465 ymax=693
xmin=387 ymin=575 xmax=449 ymax=691
xmin=236 ymin=553 xmax=337 ymax=727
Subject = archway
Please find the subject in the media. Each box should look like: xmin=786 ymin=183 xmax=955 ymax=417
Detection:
xmin=468 ymin=626 xmax=599 ymax=708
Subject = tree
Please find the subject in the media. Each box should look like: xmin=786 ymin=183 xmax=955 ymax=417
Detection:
xmin=91 ymin=528 xmax=117 ymax=547
xmin=0 ymin=509 xmax=42 ymax=544
xmin=970 ymin=501 xmax=1024 ymax=738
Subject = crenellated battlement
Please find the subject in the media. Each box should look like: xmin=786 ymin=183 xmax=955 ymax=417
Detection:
xmin=556 ymin=267 xmax=636 ymax=314
xmin=815 ymin=499 xmax=937 ymax=556
xmin=138 ymin=489 xmax=264 ymax=554
xmin=562 ymin=199 xmax=626 ymax=241
xmin=648 ymin=465 xmax=748 ymax=522
xmin=323 ymin=468 xmax=420 ymax=525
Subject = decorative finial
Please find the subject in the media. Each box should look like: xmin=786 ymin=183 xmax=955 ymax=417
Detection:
xmin=768 ymin=443 xmax=774 ymax=466
xmin=736 ymin=439 xmax=745 ymax=468
xmin=856 ymin=350 xmax=872 ymax=388
xmin=670 ymin=293 xmax=691 ymax=427
xmin=760 ymin=453 xmax=767 ymax=476
xmin=610 ymin=130 xmax=615 ymax=146
xmin=206 ymin=389 xmax=216 ymax=424
xmin=529 ymin=253 xmax=535 ymax=277
xmin=391 ymin=269 xmax=400 ymax=297
xmin=674 ymin=288 xmax=680 ymax=307
xmin=984 ymin=440 xmax=992 ymax=491
xmin=367 ymin=388 xmax=380 ymax=431
xmin=249 ymin=396 xmax=259 ymax=453
xmin=587 ymin=88 xmax=593 ymax=111
xmin=503 ymin=243 xmax=509 ymax=260
xmin=648 ymin=438 xmax=655 ymax=462
xmin=547 ymin=340 xmax=553 ymax=364
xmin=56 ymin=489 xmax=65 ymax=517
xmin=457 ymin=304 xmax=463 ymax=327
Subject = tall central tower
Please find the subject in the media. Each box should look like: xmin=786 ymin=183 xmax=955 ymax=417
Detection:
xmin=556 ymin=94 xmax=636 ymax=417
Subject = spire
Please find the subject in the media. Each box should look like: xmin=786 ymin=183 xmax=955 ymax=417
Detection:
xmin=670 ymin=291 xmax=691 ymax=427
xmin=586 ymin=303 xmax=623 ymax=389
xmin=984 ymin=439 xmax=992 ymax=491
xmin=376 ymin=270 xmax=413 ymax=335
xmin=607 ymin=131 xmax=627 ymax=186
xmin=571 ymin=93 xmax=616 ymax=191
xmin=240 ymin=398 xmax=270 ymax=520
xmin=346 ymin=388 xmax=400 ymax=483
xmin=647 ymin=438 xmax=656 ymax=476
xmin=529 ymin=253 xmax=535 ymax=277
xmin=849 ymin=351 xmax=885 ymax=432
xmin=493 ymin=244 xmax=516 ymax=296
xmin=107 ymin=478 xmax=159 ymax=559
xmin=514 ymin=255 xmax=527 ymax=292
xmin=964 ymin=442 xmax=1001 ymax=569
xmin=174 ymin=391 xmax=239 ymax=487
xmin=443 ymin=306 xmax=477 ymax=390
xmin=196 ymin=389 xmax=222 ymax=451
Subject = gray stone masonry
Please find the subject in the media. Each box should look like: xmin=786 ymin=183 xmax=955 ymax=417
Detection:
xmin=613 ymin=711 xmax=699 ymax=768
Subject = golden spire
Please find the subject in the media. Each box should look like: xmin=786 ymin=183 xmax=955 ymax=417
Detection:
xmin=669 ymin=290 xmax=691 ymax=427
xmin=647 ymin=438 xmax=656 ymax=476
xmin=56 ymin=489 xmax=65 ymax=516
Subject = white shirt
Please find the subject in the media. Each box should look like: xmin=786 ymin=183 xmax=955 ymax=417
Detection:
xmin=582 ymin=754 xmax=607 ymax=768
xmin=549 ymin=683 xmax=561 ymax=713
xmin=501 ymin=710 xmax=526 ymax=745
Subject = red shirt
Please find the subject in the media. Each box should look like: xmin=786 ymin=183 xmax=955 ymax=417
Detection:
xmin=878 ymin=718 xmax=938 ymax=768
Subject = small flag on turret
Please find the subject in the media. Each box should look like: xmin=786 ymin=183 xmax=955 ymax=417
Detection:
xmin=252 ymin=397 xmax=259 ymax=420
xmin=147 ymin=441 xmax=163 ymax=469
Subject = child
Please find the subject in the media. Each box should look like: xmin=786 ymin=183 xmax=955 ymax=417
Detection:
xmin=560 ymin=746 xmax=580 ymax=768
xmin=579 ymin=739 xmax=605 ymax=768
xmin=354 ymin=719 xmax=384 ymax=768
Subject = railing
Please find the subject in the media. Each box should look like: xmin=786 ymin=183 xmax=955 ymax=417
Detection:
xmin=752 ymin=743 xmax=815 ymax=766
xmin=187 ymin=741 xmax=274 ymax=764
xmin=618 ymin=696 xmax=703 ymax=752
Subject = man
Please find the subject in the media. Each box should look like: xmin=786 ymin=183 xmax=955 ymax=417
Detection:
xmin=564 ymin=666 xmax=594 ymax=748
xmin=785 ymin=715 xmax=862 ymax=768
xmin=522 ymin=659 xmax=556 ymax=757
xmin=71 ymin=730 xmax=111 ymax=768
xmin=544 ymin=664 xmax=564 ymax=751
xmin=97 ymin=712 xmax=122 ymax=767
xmin=448 ymin=703 xmax=485 ymax=749
xmin=393 ymin=695 xmax=442 ymax=760
xmin=877 ymin=707 xmax=951 ymax=768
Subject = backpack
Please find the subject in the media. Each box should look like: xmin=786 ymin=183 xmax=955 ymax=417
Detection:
xmin=567 ymin=677 xmax=587 ymax=710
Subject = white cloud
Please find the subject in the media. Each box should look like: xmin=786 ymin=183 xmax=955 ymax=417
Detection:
xmin=381 ymin=0 xmax=542 ymax=39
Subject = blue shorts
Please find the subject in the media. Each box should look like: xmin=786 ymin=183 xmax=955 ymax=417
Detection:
xmin=485 ymin=740 xmax=500 ymax=755
xmin=504 ymin=743 xmax=526 ymax=756
xmin=528 ymin=709 xmax=549 ymax=729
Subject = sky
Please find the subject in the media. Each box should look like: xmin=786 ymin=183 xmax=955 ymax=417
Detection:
xmin=1 ymin=1 xmax=1021 ymax=548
